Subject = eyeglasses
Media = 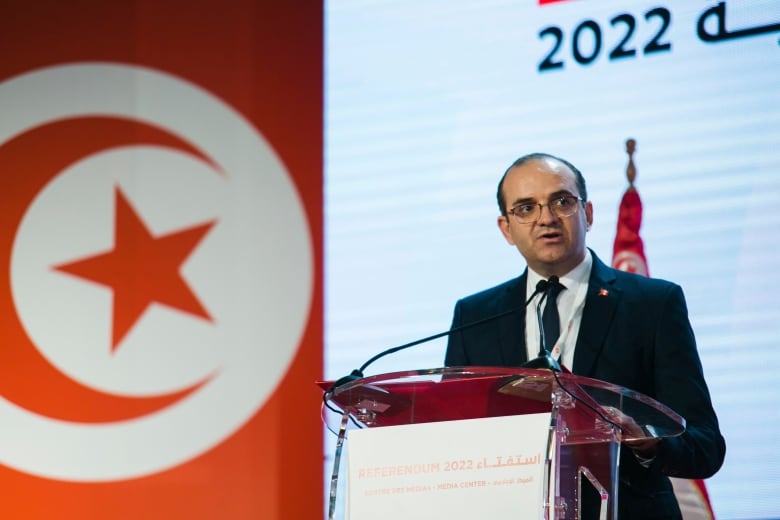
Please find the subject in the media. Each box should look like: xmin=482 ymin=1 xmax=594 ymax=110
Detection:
xmin=507 ymin=195 xmax=584 ymax=224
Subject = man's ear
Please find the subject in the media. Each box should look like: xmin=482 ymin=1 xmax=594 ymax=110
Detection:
xmin=585 ymin=200 xmax=594 ymax=230
xmin=497 ymin=215 xmax=515 ymax=245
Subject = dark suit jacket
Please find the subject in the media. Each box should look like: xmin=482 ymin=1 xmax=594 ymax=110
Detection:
xmin=445 ymin=251 xmax=725 ymax=519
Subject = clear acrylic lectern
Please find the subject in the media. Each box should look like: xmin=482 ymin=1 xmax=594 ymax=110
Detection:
xmin=320 ymin=367 xmax=684 ymax=519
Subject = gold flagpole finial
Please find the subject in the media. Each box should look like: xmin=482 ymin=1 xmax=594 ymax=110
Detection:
xmin=625 ymin=138 xmax=637 ymax=188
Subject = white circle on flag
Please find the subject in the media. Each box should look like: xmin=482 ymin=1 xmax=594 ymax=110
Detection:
xmin=0 ymin=63 xmax=314 ymax=481
xmin=613 ymin=250 xmax=648 ymax=276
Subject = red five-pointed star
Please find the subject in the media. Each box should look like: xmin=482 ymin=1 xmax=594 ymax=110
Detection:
xmin=55 ymin=187 xmax=216 ymax=352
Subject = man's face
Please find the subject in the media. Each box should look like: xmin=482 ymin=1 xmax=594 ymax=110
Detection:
xmin=497 ymin=158 xmax=593 ymax=278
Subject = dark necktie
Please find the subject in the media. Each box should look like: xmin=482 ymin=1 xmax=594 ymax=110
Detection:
xmin=542 ymin=276 xmax=566 ymax=351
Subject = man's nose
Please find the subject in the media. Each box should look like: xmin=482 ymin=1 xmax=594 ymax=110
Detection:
xmin=537 ymin=203 xmax=559 ymax=223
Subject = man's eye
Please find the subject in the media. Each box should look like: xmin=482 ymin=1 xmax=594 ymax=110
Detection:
xmin=516 ymin=204 xmax=535 ymax=214
xmin=554 ymin=197 xmax=572 ymax=207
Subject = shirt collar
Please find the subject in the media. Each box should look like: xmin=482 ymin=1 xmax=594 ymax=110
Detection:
xmin=526 ymin=250 xmax=592 ymax=297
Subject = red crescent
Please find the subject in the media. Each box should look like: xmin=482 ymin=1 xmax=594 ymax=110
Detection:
xmin=0 ymin=117 xmax=217 ymax=423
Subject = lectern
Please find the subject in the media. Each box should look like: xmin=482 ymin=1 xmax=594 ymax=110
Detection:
xmin=320 ymin=367 xmax=684 ymax=519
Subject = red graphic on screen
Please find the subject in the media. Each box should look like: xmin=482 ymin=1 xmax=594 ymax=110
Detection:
xmin=0 ymin=2 xmax=322 ymax=518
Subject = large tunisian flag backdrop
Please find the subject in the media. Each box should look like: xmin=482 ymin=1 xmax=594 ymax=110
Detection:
xmin=0 ymin=2 xmax=322 ymax=518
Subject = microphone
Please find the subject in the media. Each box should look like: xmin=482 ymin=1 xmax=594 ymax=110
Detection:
xmin=327 ymin=279 xmax=551 ymax=392
xmin=521 ymin=276 xmax=562 ymax=372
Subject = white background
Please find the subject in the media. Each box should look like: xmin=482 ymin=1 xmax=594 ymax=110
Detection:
xmin=325 ymin=1 xmax=780 ymax=518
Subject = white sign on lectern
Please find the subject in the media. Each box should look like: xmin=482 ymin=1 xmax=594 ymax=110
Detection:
xmin=346 ymin=412 xmax=551 ymax=519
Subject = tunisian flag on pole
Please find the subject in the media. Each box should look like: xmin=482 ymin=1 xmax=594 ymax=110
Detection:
xmin=612 ymin=140 xmax=714 ymax=520
xmin=611 ymin=140 xmax=649 ymax=277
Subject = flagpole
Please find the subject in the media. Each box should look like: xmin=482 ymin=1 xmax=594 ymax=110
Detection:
xmin=625 ymin=138 xmax=636 ymax=189
xmin=612 ymin=138 xmax=716 ymax=519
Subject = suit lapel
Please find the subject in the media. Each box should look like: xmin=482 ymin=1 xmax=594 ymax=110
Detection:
xmin=573 ymin=253 xmax=620 ymax=376
xmin=498 ymin=273 xmax=528 ymax=366
xmin=496 ymin=253 xmax=620 ymax=371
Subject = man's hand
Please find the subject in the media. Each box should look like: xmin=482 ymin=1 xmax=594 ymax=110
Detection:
xmin=603 ymin=406 xmax=661 ymax=458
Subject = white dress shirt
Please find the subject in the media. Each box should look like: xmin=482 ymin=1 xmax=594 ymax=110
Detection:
xmin=524 ymin=250 xmax=593 ymax=370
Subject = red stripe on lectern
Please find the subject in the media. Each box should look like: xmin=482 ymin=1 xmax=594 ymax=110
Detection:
xmin=539 ymin=0 xmax=576 ymax=5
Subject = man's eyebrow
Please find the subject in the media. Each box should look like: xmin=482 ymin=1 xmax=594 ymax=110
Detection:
xmin=510 ymin=197 xmax=535 ymax=206
xmin=549 ymin=189 xmax=575 ymax=198
xmin=510 ymin=190 xmax=575 ymax=206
